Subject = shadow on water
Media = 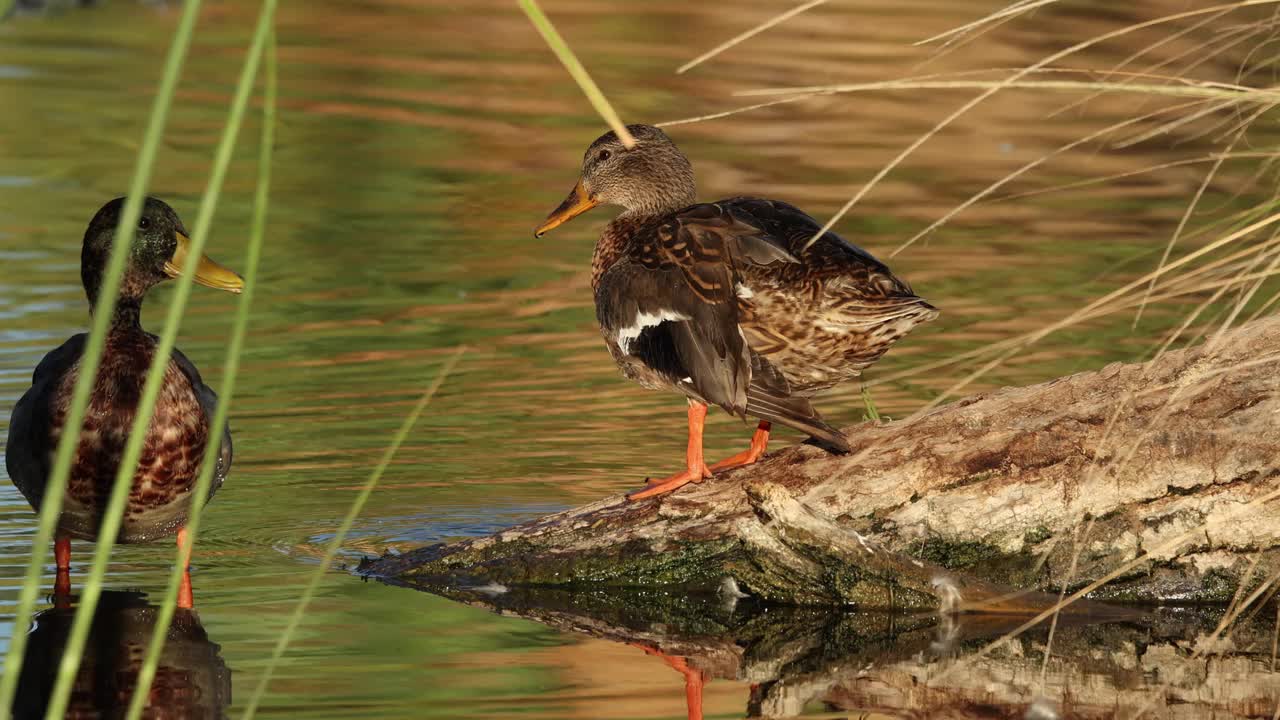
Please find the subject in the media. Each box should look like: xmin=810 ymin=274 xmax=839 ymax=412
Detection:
xmin=422 ymin=583 xmax=1280 ymax=719
xmin=13 ymin=590 xmax=229 ymax=720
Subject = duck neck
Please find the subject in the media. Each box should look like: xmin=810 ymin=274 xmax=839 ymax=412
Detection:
xmin=592 ymin=215 xmax=649 ymax=291
xmin=617 ymin=178 xmax=696 ymax=220
xmin=105 ymin=298 xmax=144 ymax=331
xmin=86 ymin=274 xmax=148 ymax=334
xmin=592 ymin=183 xmax=696 ymax=290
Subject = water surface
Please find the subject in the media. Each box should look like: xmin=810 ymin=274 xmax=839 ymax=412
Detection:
xmin=0 ymin=0 xmax=1276 ymax=717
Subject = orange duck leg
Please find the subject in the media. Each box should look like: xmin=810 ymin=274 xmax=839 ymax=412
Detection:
xmin=709 ymin=421 xmax=770 ymax=472
xmin=54 ymin=535 xmax=71 ymax=609
xmin=628 ymin=402 xmax=713 ymax=501
xmin=631 ymin=643 xmax=705 ymax=720
xmin=177 ymin=526 xmax=194 ymax=610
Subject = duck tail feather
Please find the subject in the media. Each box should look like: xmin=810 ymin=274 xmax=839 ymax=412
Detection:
xmin=746 ymin=388 xmax=852 ymax=455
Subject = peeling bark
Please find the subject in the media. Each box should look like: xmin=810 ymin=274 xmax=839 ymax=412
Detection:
xmin=361 ymin=315 xmax=1280 ymax=607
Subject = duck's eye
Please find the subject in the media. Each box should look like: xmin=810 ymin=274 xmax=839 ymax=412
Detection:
xmin=597 ymin=149 xmax=611 ymax=162
xmin=138 ymin=217 xmax=151 ymax=231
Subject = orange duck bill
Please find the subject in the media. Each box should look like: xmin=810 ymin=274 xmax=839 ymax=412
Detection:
xmin=534 ymin=179 xmax=599 ymax=237
xmin=163 ymin=232 xmax=244 ymax=293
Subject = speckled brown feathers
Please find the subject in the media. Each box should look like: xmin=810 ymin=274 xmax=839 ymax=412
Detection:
xmin=4 ymin=197 xmax=234 ymax=544
xmin=59 ymin=334 xmax=223 ymax=542
xmin=725 ymin=196 xmax=938 ymax=393
xmin=568 ymin=125 xmax=937 ymax=452
xmin=7 ymin=328 xmax=231 ymax=544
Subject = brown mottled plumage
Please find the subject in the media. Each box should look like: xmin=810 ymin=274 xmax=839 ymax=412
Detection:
xmin=5 ymin=197 xmax=242 ymax=607
xmin=536 ymin=125 xmax=937 ymax=500
xmin=46 ymin=329 xmax=218 ymax=542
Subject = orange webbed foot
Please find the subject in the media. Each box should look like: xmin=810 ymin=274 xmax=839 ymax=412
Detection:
xmin=628 ymin=463 xmax=712 ymax=500
xmin=627 ymin=401 xmax=712 ymax=502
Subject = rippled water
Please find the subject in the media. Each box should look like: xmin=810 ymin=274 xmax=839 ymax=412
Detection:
xmin=0 ymin=0 xmax=1277 ymax=717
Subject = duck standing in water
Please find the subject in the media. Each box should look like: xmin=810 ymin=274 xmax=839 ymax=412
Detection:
xmin=5 ymin=197 xmax=242 ymax=608
xmin=535 ymin=125 xmax=937 ymax=500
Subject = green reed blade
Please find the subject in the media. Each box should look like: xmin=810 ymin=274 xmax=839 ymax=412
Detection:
xmin=861 ymin=386 xmax=881 ymax=423
xmin=123 ymin=25 xmax=277 ymax=720
xmin=41 ymin=1 xmax=277 ymax=716
xmin=240 ymin=346 xmax=467 ymax=720
xmin=515 ymin=0 xmax=635 ymax=147
xmin=0 ymin=2 xmax=204 ymax=715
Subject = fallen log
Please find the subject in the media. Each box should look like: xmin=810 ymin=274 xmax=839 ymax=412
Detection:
xmin=360 ymin=315 xmax=1280 ymax=606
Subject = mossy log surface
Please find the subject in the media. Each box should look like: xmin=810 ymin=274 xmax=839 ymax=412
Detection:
xmin=361 ymin=316 xmax=1280 ymax=607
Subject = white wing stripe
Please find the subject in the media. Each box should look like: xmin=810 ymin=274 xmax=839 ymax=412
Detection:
xmin=616 ymin=309 xmax=691 ymax=353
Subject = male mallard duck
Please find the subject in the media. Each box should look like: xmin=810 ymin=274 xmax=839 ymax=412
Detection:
xmin=5 ymin=197 xmax=242 ymax=608
xmin=535 ymin=125 xmax=937 ymax=500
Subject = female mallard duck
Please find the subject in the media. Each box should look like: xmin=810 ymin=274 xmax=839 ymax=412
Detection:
xmin=535 ymin=124 xmax=937 ymax=500
xmin=5 ymin=197 xmax=242 ymax=608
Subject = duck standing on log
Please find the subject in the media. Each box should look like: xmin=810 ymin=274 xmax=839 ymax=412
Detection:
xmin=5 ymin=197 xmax=242 ymax=608
xmin=535 ymin=125 xmax=937 ymax=500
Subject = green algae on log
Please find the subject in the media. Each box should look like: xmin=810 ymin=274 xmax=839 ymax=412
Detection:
xmin=361 ymin=315 xmax=1280 ymax=607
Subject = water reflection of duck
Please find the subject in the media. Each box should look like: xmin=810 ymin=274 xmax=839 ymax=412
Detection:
xmin=631 ymin=643 xmax=705 ymax=720
xmin=535 ymin=124 xmax=937 ymax=499
xmin=5 ymin=198 xmax=242 ymax=608
xmin=13 ymin=590 xmax=231 ymax=719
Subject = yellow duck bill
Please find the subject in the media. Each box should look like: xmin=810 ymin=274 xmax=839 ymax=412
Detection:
xmin=163 ymin=233 xmax=244 ymax=293
xmin=535 ymin=179 xmax=600 ymax=237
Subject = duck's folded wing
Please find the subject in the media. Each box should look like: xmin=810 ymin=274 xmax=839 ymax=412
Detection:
xmin=596 ymin=254 xmax=752 ymax=417
xmin=663 ymin=203 xmax=800 ymax=283
xmin=32 ymin=334 xmax=87 ymax=384
xmin=718 ymin=196 xmax=925 ymax=292
xmin=5 ymin=334 xmax=87 ymax=506
xmin=596 ymin=207 xmax=798 ymax=416
xmin=171 ymin=347 xmax=233 ymax=491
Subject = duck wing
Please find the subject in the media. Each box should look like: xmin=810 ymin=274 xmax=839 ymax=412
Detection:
xmin=170 ymin=347 xmax=232 ymax=497
xmin=596 ymin=203 xmax=799 ymax=416
xmin=5 ymin=334 xmax=87 ymax=509
xmin=707 ymin=197 xmax=937 ymax=384
xmin=597 ymin=205 xmax=848 ymax=450
xmin=722 ymin=196 xmax=934 ymax=303
xmin=718 ymin=197 xmax=904 ymax=280
xmin=597 ymin=253 xmax=752 ymax=416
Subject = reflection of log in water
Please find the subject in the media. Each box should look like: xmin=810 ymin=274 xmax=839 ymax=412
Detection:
xmin=439 ymin=586 xmax=1279 ymax=719
xmin=13 ymin=591 xmax=230 ymax=720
